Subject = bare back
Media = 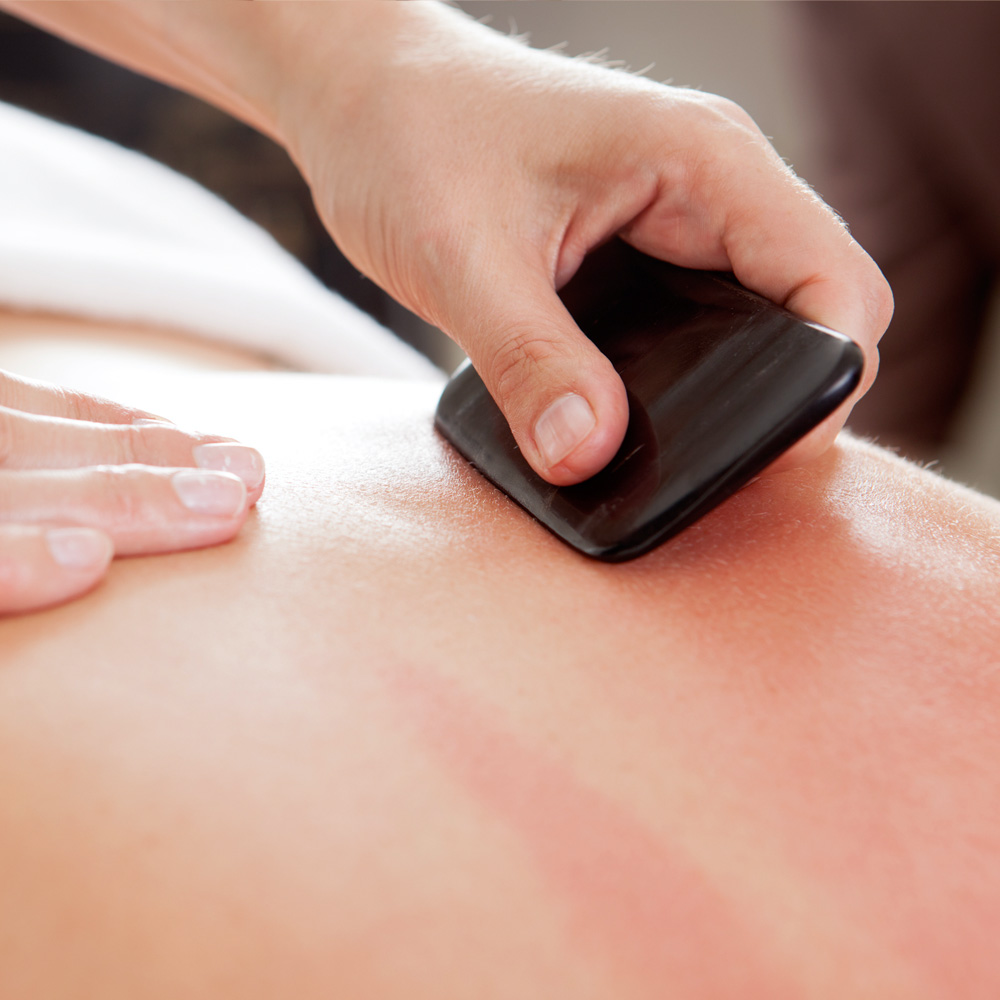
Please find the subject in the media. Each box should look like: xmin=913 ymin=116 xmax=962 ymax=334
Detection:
xmin=1 ymin=321 xmax=999 ymax=999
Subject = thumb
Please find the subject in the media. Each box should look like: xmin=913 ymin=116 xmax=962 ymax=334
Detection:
xmin=449 ymin=262 xmax=629 ymax=486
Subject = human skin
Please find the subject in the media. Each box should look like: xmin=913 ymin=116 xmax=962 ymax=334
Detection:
xmin=0 ymin=332 xmax=266 ymax=612
xmin=6 ymin=0 xmax=892 ymax=485
xmin=0 ymin=0 xmax=892 ymax=612
xmin=1 ymin=316 xmax=998 ymax=999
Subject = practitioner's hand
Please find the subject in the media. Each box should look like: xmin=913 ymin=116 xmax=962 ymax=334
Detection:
xmin=280 ymin=2 xmax=892 ymax=485
xmin=2 ymin=0 xmax=892 ymax=487
xmin=0 ymin=369 xmax=264 ymax=615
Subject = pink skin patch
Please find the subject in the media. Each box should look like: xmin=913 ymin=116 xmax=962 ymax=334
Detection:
xmin=384 ymin=661 xmax=797 ymax=998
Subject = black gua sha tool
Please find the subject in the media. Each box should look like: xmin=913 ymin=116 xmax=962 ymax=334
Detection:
xmin=434 ymin=239 xmax=863 ymax=562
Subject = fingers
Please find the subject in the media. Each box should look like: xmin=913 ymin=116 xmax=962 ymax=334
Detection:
xmin=619 ymin=93 xmax=893 ymax=467
xmin=0 ymin=466 xmax=250 ymax=556
xmin=452 ymin=261 xmax=630 ymax=486
xmin=0 ymin=371 xmax=264 ymax=617
xmin=623 ymin=94 xmax=893 ymax=354
xmin=719 ymin=176 xmax=892 ymax=464
xmin=0 ymin=367 xmax=164 ymax=424
xmin=0 ymin=524 xmax=113 ymax=615
xmin=0 ymin=407 xmax=265 ymax=504
xmin=0 ymin=460 xmax=254 ymax=616
xmin=436 ymin=89 xmax=889 ymax=484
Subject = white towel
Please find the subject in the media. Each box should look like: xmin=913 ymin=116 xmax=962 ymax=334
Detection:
xmin=0 ymin=100 xmax=441 ymax=380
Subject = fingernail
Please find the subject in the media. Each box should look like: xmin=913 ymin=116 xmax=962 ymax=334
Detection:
xmin=46 ymin=527 xmax=113 ymax=571
xmin=172 ymin=470 xmax=246 ymax=517
xmin=193 ymin=443 xmax=265 ymax=490
xmin=533 ymin=393 xmax=596 ymax=468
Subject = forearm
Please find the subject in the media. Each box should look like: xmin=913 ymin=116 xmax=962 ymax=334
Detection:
xmin=0 ymin=0 xmax=438 ymax=147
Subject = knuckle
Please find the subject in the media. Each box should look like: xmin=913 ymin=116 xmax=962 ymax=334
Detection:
xmin=693 ymin=91 xmax=758 ymax=131
xmin=680 ymin=91 xmax=768 ymax=156
xmin=656 ymin=92 xmax=774 ymax=200
xmin=114 ymin=422 xmax=192 ymax=469
xmin=55 ymin=385 xmax=99 ymax=422
xmin=486 ymin=327 xmax=562 ymax=410
xmin=56 ymin=384 xmax=132 ymax=424
xmin=849 ymin=245 xmax=895 ymax=338
xmin=870 ymin=274 xmax=895 ymax=333
xmin=92 ymin=465 xmax=148 ymax=525
xmin=116 ymin=425 xmax=145 ymax=466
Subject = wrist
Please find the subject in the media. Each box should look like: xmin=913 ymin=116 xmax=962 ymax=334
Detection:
xmin=1 ymin=0 xmax=424 ymax=150
xmin=267 ymin=2 xmax=470 ymax=175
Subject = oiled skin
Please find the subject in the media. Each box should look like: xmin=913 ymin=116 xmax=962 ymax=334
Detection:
xmin=0 ymin=318 xmax=999 ymax=999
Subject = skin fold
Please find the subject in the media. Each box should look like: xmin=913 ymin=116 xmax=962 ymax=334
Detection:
xmin=1 ymin=315 xmax=998 ymax=999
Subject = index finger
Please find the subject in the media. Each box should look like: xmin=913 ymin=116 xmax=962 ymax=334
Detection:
xmin=623 ymin=94 xmax=893 ymax=382
xmin=0 ymin=368 xmax=168 ymax=425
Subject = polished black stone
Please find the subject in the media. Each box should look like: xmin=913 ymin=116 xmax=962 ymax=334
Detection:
xmin=435 ymin=239 xmax=863 ymax=562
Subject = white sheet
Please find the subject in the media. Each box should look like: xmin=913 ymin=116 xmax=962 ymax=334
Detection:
xmin=0 ymin=100 xmax=440 ymax=379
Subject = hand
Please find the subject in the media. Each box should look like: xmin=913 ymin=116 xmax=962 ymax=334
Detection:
xmin=2 ymin=0 xmax=893 ymax=487
xmin=0 ymin=369 xmax=264 ymax=615
xmin=279 ymin=2 xmax=892 ymax=485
